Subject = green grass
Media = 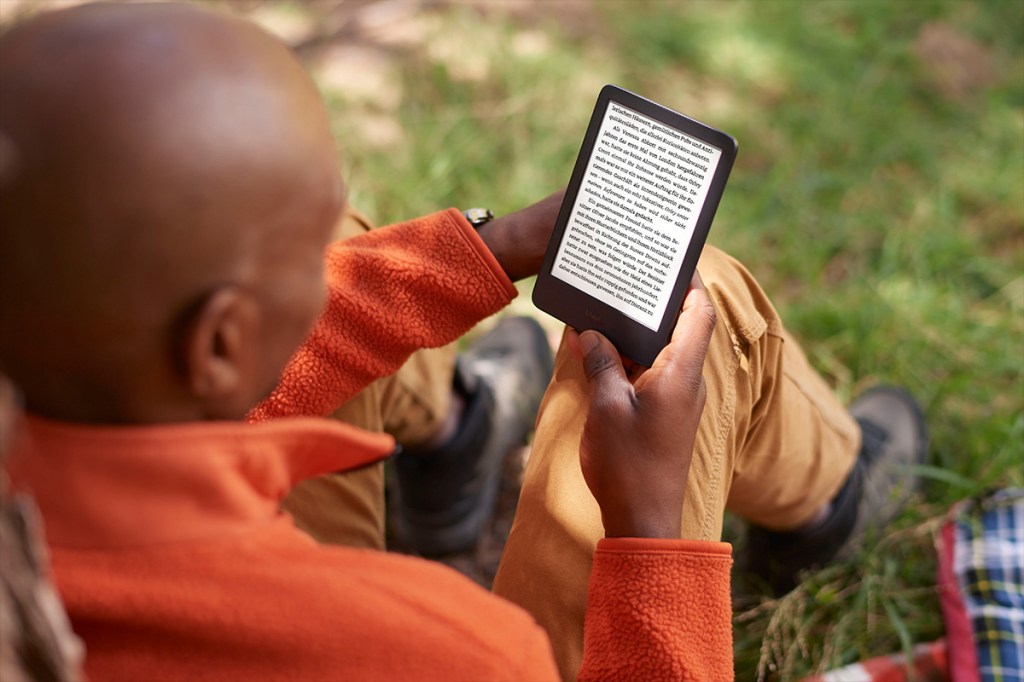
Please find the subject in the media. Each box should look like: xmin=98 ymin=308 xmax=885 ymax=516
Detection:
xmin=314 ymin=1 xmax=1022 ymax=677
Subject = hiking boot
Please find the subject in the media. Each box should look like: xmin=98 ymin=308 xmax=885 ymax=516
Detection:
xmin=738 ymin=385 xmax=928 ymax=595
xmin=395 ymin=316 xmax=554 ymax=556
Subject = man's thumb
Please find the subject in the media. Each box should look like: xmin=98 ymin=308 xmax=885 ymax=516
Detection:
xmin=579 ymin=330 xmax=628 ymax=392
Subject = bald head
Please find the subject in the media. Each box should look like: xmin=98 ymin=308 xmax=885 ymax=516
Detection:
xmin=0 ymin=3 xmax=343 ymax=422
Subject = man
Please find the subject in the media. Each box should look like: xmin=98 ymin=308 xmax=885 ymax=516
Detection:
xmin=0 ymin=4 xmax=733 ymax=679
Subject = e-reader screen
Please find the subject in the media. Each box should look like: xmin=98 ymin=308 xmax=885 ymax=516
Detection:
xmin=551 ymin=100 xmax=723 ymax=330
xmin=533 ymin=85 xmax=736 ymax=365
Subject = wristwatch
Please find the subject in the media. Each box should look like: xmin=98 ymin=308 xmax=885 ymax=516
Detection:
xmin=461 ymin=207 xmax=494 ymax=229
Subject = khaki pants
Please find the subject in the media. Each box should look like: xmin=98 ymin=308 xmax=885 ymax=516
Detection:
xmin=283 ymin=209 xmax=861 ymax=680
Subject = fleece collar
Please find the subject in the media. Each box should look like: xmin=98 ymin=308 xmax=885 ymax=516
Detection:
xmin=8 ymin=416 xmax=394 ymax=549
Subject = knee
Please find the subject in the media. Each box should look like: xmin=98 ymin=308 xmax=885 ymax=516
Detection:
xmin=697 ymin=245 xmax=781 ymax=350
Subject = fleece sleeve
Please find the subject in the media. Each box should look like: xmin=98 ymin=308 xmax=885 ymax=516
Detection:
xmin=248 ymin=209 xmax=517 ymax=422
xmin=578 ymin=538 xmax=734 ymax=682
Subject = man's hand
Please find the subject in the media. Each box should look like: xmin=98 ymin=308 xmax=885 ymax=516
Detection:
xmin=570 ymin=274 xmax=717 ymax=539
xmin=476 ymin=189 xmax=564 ymax=282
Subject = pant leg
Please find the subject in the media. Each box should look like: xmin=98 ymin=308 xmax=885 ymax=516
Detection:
xmin=492 ymin=245 xmax=860 ymax=681
xmin=281 ymin=207 xmax=457 ymax=549
xmin=378 ymin=343 xmax=456 ymax=448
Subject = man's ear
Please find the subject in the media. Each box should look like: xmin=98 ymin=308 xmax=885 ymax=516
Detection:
xmin=180 ymin=286 xmax=259 ymax=418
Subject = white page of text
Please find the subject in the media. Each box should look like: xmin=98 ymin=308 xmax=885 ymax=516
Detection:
xmin=552 ymin=101 xmax=722 ymax=330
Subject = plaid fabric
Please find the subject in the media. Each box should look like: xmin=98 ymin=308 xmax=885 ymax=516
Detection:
xmin=951 ymin=488 xmax=1024 ymax=682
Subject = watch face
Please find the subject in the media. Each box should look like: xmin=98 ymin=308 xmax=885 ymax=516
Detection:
xmin=463 ymin=208 xmax=494 ymax=227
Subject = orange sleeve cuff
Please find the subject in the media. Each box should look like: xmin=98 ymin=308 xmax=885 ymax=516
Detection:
xmin=579 ymin=539 xmax=735 ymax=681
xmin=443 ymin=208 xmax=518 ymax=299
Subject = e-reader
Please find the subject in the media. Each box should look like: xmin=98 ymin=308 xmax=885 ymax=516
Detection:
xmin=532 ymin=85 xmax=737 ymax=366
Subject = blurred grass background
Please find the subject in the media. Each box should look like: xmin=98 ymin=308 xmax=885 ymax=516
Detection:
xmin=3 ymin=0 xmax=1022 ymax=678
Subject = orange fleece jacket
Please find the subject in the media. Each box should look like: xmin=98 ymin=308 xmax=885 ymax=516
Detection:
xmin=11 ymin=210 xmax=735 ymax=681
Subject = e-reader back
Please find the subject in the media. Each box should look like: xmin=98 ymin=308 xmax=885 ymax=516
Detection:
xmin=533 ymin=85 xmax=737 ymax=366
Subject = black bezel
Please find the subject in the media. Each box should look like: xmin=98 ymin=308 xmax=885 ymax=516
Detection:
xmin=532 ymin=85 xmax=737 ymax=366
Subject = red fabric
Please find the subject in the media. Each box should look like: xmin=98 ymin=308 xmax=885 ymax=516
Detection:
xmin=801 ymin=640 xmax=949 ymax=682
xmin=859 ymin=640 xmax=948 ymax=681
xmin=11 ymin=210 xmax=737 ymax=680
xmin=937 ymin=516 xmax=981 ymax=682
